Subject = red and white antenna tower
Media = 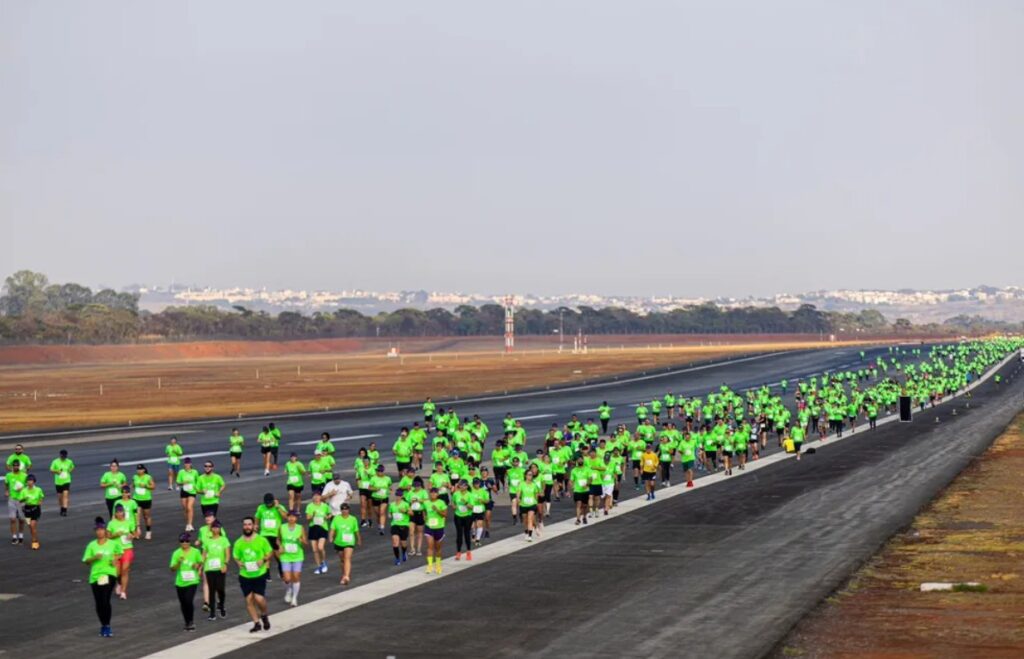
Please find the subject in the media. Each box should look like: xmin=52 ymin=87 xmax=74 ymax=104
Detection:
xmin=504 ymin=295 xmax=515 ymax=353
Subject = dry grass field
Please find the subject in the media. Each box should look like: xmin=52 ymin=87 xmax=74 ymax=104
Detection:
xmin=0 ymin=336 xmax=887 ymax=432
xmin=778 ymin=413 xmax=1024 ymax=658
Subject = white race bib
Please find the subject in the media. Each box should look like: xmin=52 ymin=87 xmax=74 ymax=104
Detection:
xmin=472 ymin=505 xmax=484 ymax=513
xmin=204 ymin=490 xmax=215 ymax=499
xmin=104 ymin=486 xmax=117 ymax=497
xmin=312 ymin=472 xmax=322 ymax=480
xmin=340 ymin=532 xmax=355 ymax=544
xmin=244 ymin=561 xmax=260 ymax=572
xmin=183 ymin=483 xmax=194 ymax=493
xmin=510 ymin=479 xmax=521 ymax=487
xmin=313 ymin=516 xmax=325 ymax=527
xmin=411 ymin=502 xmax=422 ymax=511
xmin=137 ymin=486 xmax=148 ymax=493
xmin=180 ymin=570 xmax=197 ymax=582
xmin=59 ymin=471 xmax=69 ymax=480
xmin=392 ymin=512 xmax=406 ymax=523
xmin=206 ymin=558 xmax=222 ymax=570
xmin=577 ymin=479 xmax=587 ymax=488
xmin=97 ymin=575 xmax=109 ymax=586
xmin=457 ymin=505 xmax=468 ymax=513
xmin=284 ymin=543 xmax=298 ymax=554
xmin=262 ymin=519 xmax=277 ymax=530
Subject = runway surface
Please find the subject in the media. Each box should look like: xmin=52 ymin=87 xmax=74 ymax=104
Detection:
xmin=3 ymin=345 xmax=1019 ymax=658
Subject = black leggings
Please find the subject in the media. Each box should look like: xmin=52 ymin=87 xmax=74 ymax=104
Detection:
xmin=454 ymin=515 xmax=473 ymax=552
xmin=176 ymin=584 xmax=197 ymax=625
xmin=206 ymin=570 xmax=226 ymax=612
xmin=91 ymin=581 xmax=114 ymax=625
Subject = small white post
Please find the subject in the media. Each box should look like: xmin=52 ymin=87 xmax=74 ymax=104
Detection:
xmin=100 ymin=384 xmax=104 ymax=396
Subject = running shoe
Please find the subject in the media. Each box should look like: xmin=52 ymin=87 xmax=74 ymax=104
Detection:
xmin=261 ymin=615 xmax=271 ymax=631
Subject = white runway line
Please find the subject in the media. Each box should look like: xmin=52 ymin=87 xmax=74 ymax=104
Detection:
xmin=289 ymin=434 xmax=381 ymax=446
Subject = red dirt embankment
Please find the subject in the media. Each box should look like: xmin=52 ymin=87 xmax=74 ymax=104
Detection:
xmin=0 ymin=333 xmax=928 ymax=367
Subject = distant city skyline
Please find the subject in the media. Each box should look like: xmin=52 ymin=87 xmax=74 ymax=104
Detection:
xmin=4 ymin=2 xmax=1023 ymax=297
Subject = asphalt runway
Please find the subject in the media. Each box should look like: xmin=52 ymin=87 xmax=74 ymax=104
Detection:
xmin=5 ymin=344 xmax=1016 ymax=659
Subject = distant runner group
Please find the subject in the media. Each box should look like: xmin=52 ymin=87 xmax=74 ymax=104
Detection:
xmin=5 ymin=338 xmax=1022 ymax=638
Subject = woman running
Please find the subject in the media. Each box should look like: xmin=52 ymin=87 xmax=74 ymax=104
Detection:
xmin=82 ymin=517 xmax=122 ymax=637
xmin=305 ymin=490 xmax=330 ymax=575
xmin=176 ymin=458 xmax=198 ymax=531
xmin=106 ymin=503 xmax=137 ymax=600
xmin=328 ymin=503 xmax=360 ymax=585
xmin=200 ymin=520 xmax=230 ymax=620
xmin=133 ymin=464 xmax=155 ymax=540
xmin=169 ymin=532 xmax=203 ymax=631
xmin=518 ymin=470 xmax=542 ymax=542
xmin=278 ymin=510 xmax=306 ymax=607
xmin=405 ymin=477 xmax=428 ymax=556
xmin=228 ymin=428 xmax=244 ymax=477
xmin=423 ymin=488 xmax=447 ymax=574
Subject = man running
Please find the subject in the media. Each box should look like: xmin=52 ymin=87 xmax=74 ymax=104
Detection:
xmin=641 ymin=444 xmax=659 ymax=500
xmin=328 ymin=503 xmax=360 ymax=585
xmin=197 ymin=461 xmax=226 ymax=519
xmin=233 ymin=516 xmax=273 ymax=632
xmin=165 ymin=437 xmax=184 ymax=490
xmin=49 ymin=449 xmax=74 ymax=516
xmin=5 ymin=459 xmax=27 ymax=544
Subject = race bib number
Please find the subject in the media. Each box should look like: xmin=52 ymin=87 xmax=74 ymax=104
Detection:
xmin=312 ymin=472 xmax=322 ymax=481
xmin=411 ymin=502 xmax=422 ymax=511
xmin=457 ymin=505 xmax=468 ymax=513
xmin=97 ymin=575 xmax=109 ymax=586
xmin=577 ymin=479 xmax=587 ymax=488
xmin=472 ymin=505 xmax=484 ymax=514
xmin=104 ymin=486 xmax=117 ymax=497
xmin=137 ymin=486 xmax=148 ymax=494
xmin=340 ymin=532 xmax=355 ymax=544
xmin=284 ymin=543 xmax=298 ymax=554
xmin=180 ymin=570 xmax=197 ymax=582
xmin=59 ymin=471 xmax=69 ymax=480
xmin=288 ymin=475 xmax=300 ymax=485
xmin=206 ymin=558 xmax=222 ymax=570
xmin=375 ymin=488 xmax=386 ymax=498
xmin=313 ymin=516 xmax=325 ymax=527
xmin=244 ymin=561 xmax=260 ymax=572
xmin=204 ymin=490 xmax=215 ymax=499
xmin=393 ymin=513 xmax=406 ymax=523
xmin=183 ymin=483 xmax=194 ymax=493
xmin=510 ymin=479 xmax=521 ymax=488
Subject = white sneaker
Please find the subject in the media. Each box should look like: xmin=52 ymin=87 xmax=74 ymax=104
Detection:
xmin=185 ymin=524 xmax=194 ymax=532
xmin=145 ymin=531 xmax=152 ymax=540
xmin=290 ymin=598 xmax=298 ymax=607
xmin=284 ymin=591 xmax=292 ymax=604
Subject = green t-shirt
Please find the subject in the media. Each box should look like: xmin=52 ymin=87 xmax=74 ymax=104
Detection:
xmin=598 ymin=404 xmax=612 ymax=420
xmin=5 ymin=471 xmax=28 ymax=501
xmin=452 ymin=490 xmax=474 ymax=518
xmin=306 ymin=502 xmax=331 ymax=530
xmin=100 ymin=471 xmax=127 ymax=500
xmin=405 ymin=488 xmax=429 ymax=514
xmin=107 ymin=517 xmax=136 ymax=550
xmin=232 ymin=535 xmax=273 ymax=578
xmin=50 ymin=458 xmax=75 ymax=486
xmin=285 ymin=460 xmax=307 ymax=487
xmin=7 ymin=453 xmax=32 ymax=471
xmin=170 ymin=546 xmax=203 ymax=587
xmin=229 ymin=434 xmax=245 ymax=454
xmin=570 ymin=466 xmax=591 ymax=493
xmin=278 ymin=524 xmax=305 ymax=562
xmin=132 ymin=473 xmax=154 ymax=502
xmin=471 ymin=487 xmax=489 ymax=514
xmin=82 ymin=539 xmax=123 ymax=584
xmin=255 ymin=504 xmax=285 ymax=537
xmin=308 ymin=458 xmax=331 ymax=485
xmin=21 ymin=484 xmax=44 ymax=506
xmin=176 ymin=468 xmax=199 ymax=495
xmin=388 ymin=500 xmax=411 ymax=527
xmin=165 ymin=444 xmax=183 ymax=466
xmin=202 ymin=535 xmax=231 ymax=572
xmin=330 ymin=515 xmax=360 ymax=547
xmin=369 ymin=475 xmax=392 ymax=501
xmin=519 ymin=481 xmax=542 ymax=507
xmin=425 ymin=499 xmax=448 ymax=530
xmin=197 ymin=473 xmax=225 ymax=504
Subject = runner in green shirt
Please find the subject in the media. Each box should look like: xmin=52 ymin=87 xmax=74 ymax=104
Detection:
xmin=255 ymin=493 xmax=287 ymax=581
xmin=388 ymin=490 xmax=411 ymax=565
xmin=423 ymin=397 xmax=437 ymax=430
xmin=518 ymin=470 xmax=542 ymax=542
xmin=170 ymin=532 xmax=203 ymax=630
xmin=106 ymin=502 xmax=137 ymax=599
xmin=284 ymin=453 xmax=307 ymax=511
xmin=369 ymin=465 xmax=392 ymax=534
xmin=306 ymin=490 xmax=331 ymax=575
xmin=82 ymin=517 xmax=122 ymax=637
xmin=228 ymin=428 xmax=244 ymax=478
xmin=424 ymin=488 xmax=448 ymax=574
xmin=232 ymin=516 xmax=273 ymax=632
xmin=176 ymin=458 xmax=199 ymax=531
xmin=6 ymin=460 xmax=28 ymax=544
xmin=100 ymin=461 xmax=127 ymax=518
xmin=165 ymin=437 xmax=184 ymax=491
xmin=278 ymin=509 xmax=307 ymax=607
xmin=20 ymin=474 xmax=44 ymax=549
xmin=49 ymin=449 xmax=75 ymax=516
xmin=201 ymin=520 xmax=230 ymax=620
xmin=6 ymin=444 xmax=31 ymax=472
xmin=197 ymin=460 xmax=226 ymax=518
xmin=315 ymin=432 xmax=336 ymax=458
xmin=598 ymin=402 xmax=613 ymax=433
xmin=132 ymin=464 xmax=155 ymax=540
xmin=268 ymin=423 xmax=282 ymax=470
xmin=570 ymin=457 xmax=591 ymax=524
xmin=328 ymin=503 xmax=360 ymax=585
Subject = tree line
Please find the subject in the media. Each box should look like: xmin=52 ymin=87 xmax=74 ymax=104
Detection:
xmin=0 ymin=270 xmax=1003 ymax=345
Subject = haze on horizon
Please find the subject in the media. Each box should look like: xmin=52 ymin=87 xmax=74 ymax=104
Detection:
xmin=2 ymin=1 xmax=1023 ymax=299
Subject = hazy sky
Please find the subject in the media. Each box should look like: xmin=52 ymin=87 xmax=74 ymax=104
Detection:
xmin=3 ymin=1 xmax=1022 ymax=298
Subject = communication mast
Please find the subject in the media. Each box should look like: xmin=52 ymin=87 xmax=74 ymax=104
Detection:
xmin=504 ymin=296 xmax=515 ymax=353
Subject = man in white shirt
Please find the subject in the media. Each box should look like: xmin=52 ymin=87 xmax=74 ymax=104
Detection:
xmin=320 ymin=473 xmax=352 ymax=516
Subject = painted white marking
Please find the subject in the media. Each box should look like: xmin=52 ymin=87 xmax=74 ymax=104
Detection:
xmin=0 ymin=429 xmax=199 ymax=451
xmin=289 ymin=434 xmax=381 ymax=446
xmin=513 ymin=414 xmax=556 ymax=421
xmin=136 ymin=450 xmax=228 ymax=464
xmin=141 ymin=351 xmax=1013 ymax=659
xmin=0 ymin=593 xmax=23 ymax=601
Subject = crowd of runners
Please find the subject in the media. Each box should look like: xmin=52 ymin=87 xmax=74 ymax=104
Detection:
xmin=5 ymin=338 xmax=1022 ymax=638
